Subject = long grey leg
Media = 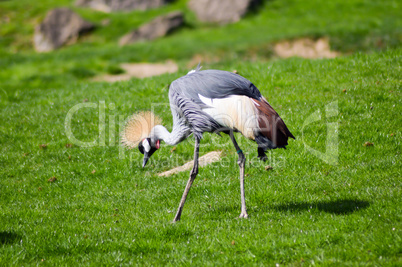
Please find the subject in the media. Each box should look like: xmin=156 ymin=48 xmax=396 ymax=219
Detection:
xmin=173 ymin=136 xmax=200 ymax=222
xmin=229 ymin=132 xmax=248 ymax=218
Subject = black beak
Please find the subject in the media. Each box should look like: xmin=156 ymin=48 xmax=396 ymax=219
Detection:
xmin=142 ymin=147 xmax=157 ymax=168
xmin=142 ymin=152 xmax=150 ymax=168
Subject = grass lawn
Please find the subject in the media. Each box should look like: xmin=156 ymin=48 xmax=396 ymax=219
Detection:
xmin=0 ymin=0 xmax=401 ymax=265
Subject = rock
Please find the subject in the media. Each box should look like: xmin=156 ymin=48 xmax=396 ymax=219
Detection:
xmin=75 ymin=0 xmax=168 ymax=12
xmin=119 ymin=11 xmax=184 ymax=45
xmin=34 ymin=8 xmax=94 ymax=52
xmin=188 ymin=0 xmax=259 ymax=25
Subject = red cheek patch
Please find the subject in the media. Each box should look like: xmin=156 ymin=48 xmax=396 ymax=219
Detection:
xmin=156 ymin=140 xmax=160 ymax=149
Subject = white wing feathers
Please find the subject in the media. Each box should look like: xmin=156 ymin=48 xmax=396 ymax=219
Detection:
xmin=198 ymin=94 xmax=259 ymax=139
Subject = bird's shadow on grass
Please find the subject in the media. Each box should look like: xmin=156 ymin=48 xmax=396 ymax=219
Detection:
xmin=209 ymin=199 xmax=369 ymax=218
xmin=0 ymin=231 xmax=21 ymax=245
xmin=272 ymin=199 xmax=370 ymax=215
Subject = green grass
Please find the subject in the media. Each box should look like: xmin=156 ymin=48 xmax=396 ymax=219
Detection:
xmin=1 ymin=49 xmax=401 ymax=265
xmin=0 ymin=0 xmax=401 ymax=265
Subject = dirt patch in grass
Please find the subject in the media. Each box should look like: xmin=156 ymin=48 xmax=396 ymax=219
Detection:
xmin=158 ymin=151 xmax=222 ymax=177
xmin=274 ymin=37 xmax=339 ymax=59
xmin=94 ymin=60 xmax=178 ymax=82
xmin=186 ymin=37 xmax=339 ymax=65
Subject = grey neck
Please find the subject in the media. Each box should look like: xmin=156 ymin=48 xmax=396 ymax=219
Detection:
xmin=150 ymin=104 xmax=192 ymax=146
xmin=151 ymin=123 xmax=190 ymax=146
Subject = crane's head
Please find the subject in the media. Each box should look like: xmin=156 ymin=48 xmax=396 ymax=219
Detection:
xmin=138 ymin=138 xmax=160 ymax=167
xmin=121 ymin=111 xmax=162 ymax=167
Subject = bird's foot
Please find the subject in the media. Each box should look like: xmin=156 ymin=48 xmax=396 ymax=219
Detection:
xmin=172 ymin=208 xmax=182 ymax=223
xmin=172 ymin=215 xmax=181 ymax=223
xmin=238 ymin=212 xmax=248 ymax=219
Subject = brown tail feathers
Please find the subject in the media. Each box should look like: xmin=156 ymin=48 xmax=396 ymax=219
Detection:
xmin=253 ymin=97 xmax=295 ymax=149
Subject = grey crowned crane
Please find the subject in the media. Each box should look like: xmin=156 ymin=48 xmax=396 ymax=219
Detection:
xmin=122 ymin=67 xmax=295 ymax=222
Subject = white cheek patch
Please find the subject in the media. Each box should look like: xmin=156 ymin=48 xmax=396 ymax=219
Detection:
xmin=142 ymin=139 xmax=151 ymax=152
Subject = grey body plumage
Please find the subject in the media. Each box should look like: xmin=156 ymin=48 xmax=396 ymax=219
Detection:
xmin=167 ymin=69 xmax=294 ymax=150
xmin=168 ymin=70 xmax=260 ymax=138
